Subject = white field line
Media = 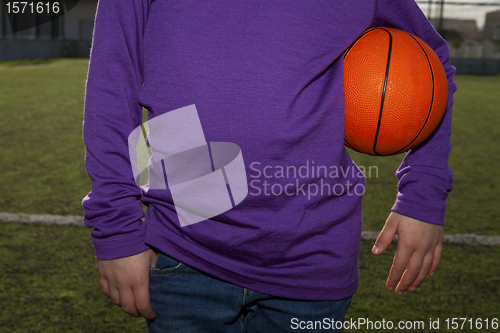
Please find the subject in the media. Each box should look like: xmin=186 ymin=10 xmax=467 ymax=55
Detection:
xmin=1 ymin=212 xmax=499 ymax=246
xmin=0 ymin=212 xmax=84 ymax=226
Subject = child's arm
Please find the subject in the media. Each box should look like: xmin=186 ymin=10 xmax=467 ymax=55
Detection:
xmin=82 ymin=0 xmax=153 ymax=316
xmin=370 ymin=0 xmax=457 ymax=294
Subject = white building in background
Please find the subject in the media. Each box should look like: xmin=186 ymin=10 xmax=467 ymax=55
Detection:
xmin=483 ymin=9 xmax=500 ymax=44
xmin=428 ymin=8 xmax=500 ymax=75
xmin=427 ymin=13 xmax=500 ymax=62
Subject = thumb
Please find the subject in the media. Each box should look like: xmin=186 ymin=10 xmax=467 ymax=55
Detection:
xmin=372 ymin=215 xmax=398 ymax=255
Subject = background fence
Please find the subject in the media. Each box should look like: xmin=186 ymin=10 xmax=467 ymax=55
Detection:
xmin=2 ymin=1 xmax=500 ymax=67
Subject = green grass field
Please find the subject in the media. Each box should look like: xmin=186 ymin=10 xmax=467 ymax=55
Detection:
xmin=0 ymin=59 xmax=499 ymax=332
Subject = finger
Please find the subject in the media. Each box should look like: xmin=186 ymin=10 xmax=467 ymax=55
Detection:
xmin=99 ymin=275 xmax=110 ymax=297
xmin=429 ymin=241 xmax=443 ymax=276
xmin=109 ymin=286 xmax=121 ymax=306
xmin=386 ymin=245 xmax=413 ymax=292
xmin=150 ymin=250 xmax=159 ymax=268
xmin=395 ymin=252 xmax=426 ymax=293
xmin=119 ymin=288 xmax=141 ymax=317
xmin=372 ymin=219 xmax=398 ymax=255
xmin=408 ymin=253 xmax=434 ymax=291
xmin=134 ymin=283 xmax=156 ymax=320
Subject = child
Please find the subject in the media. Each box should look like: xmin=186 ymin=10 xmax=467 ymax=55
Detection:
xmin=83 ymin=0 xmax=456 ymax=331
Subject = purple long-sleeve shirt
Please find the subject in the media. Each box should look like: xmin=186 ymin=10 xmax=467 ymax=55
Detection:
xmin=83 ymin=0 xmax=456 ymax=300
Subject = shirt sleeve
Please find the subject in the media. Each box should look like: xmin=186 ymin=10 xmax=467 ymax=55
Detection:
xmin=371 ymin=0 xmax=457 ymax=225
xmin=82 ymin=0 xmax=151 ymax=260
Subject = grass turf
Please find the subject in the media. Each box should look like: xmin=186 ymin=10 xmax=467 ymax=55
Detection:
xmin=0 ymin=222 xmax=146 ymax=333
xmin=0 ymin=59 xmax=90 ymax=215
xmin=0 ymin=221 xmax=499 ymax=332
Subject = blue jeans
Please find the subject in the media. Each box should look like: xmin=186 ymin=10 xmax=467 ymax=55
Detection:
xmin=147 ymin=252 xmax=352 ymax=333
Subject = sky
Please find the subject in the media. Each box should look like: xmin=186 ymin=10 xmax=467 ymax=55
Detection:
xmin=415 ymin=0 xmax=500 ymax=29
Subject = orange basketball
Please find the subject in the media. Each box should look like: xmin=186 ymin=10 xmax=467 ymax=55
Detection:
xmin=343 ymin=27 xmax=448 ymax=156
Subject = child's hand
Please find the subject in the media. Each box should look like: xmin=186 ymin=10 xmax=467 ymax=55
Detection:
xmin=98 ymin=248 xmax=158 ymax=319
xmin=371 ymin=212 xmax=443 ymax=295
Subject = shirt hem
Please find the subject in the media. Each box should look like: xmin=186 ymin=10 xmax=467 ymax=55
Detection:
xmin=144 ymin=224 xmax=358 ymax=301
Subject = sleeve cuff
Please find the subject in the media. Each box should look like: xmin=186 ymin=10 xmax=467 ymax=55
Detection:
xmin=391 ymin=192 xmax=446 ymax=225
xmin=91 ymin=230 xmax=150 ymax=260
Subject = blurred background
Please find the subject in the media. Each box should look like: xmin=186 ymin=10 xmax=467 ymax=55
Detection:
xmin=1 ymin=0 xmax=500 ymax=73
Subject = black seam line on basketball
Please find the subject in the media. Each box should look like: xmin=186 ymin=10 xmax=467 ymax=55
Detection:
xmin=344 ymin=28 xmax=378 ymax=152
xmin=373 ymin=28 xmax=393 ymax=156
xmin=344 ymin=138 xmax=354 ymax=149
xmin=394 ymin=32 xmax=436 ymax=154
xmin=345 ymin=138 xmax=353 ymax=148
xmin=344 ymin=27 xmax=382 ymax=152
xmin=344 ymin=27 xmax=378 ymax=59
